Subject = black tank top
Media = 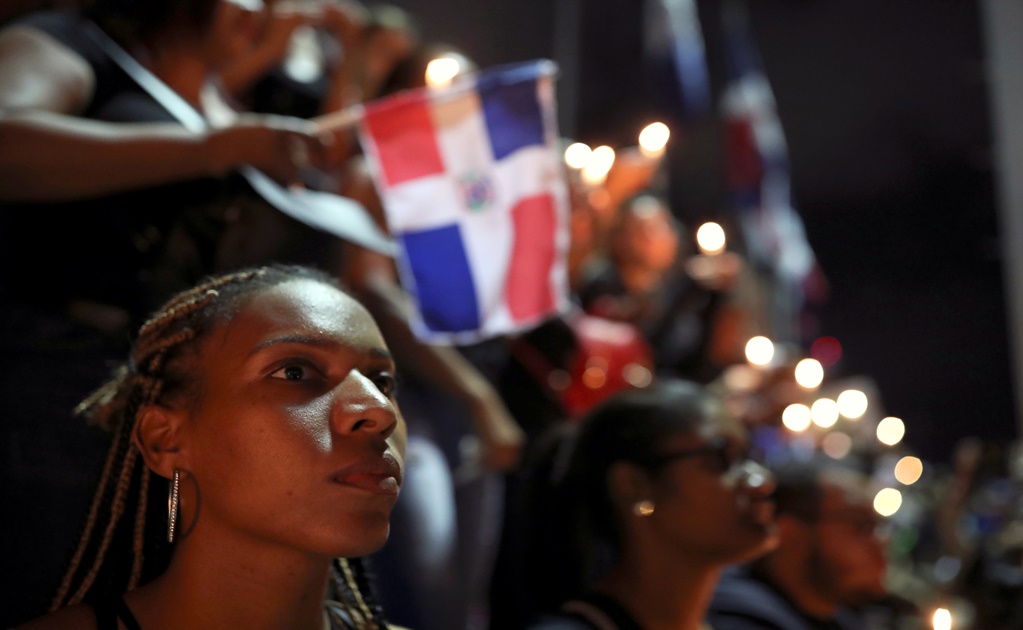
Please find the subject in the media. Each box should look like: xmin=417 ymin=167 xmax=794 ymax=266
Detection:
xmin=90 ymin=594 xmax=142 ymax=630
xmin=88 ymin=594 xmax=367 ymax=629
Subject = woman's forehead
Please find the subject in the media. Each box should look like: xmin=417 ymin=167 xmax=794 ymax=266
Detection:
xmin=216 ymin=280 xmax=381 ymax=350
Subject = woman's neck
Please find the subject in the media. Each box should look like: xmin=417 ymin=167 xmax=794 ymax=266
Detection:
xmin=127 ymin=527 xmax=334 ymax=630
xmin=596 ymin=550 xmax=721 ymax=630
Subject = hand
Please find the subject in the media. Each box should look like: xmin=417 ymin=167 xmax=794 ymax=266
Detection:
xmin=255 ymin=3 xmax=318 ymax=66
xmin=603 ymin=146 xmax=662 ymax=209
xmin=207 ymin=114 xmax=333 ymax=185
xmin=684 ymin=251 xmax=744 ymax=292
xmin=320 ymin=0 xmax=368 ymax=51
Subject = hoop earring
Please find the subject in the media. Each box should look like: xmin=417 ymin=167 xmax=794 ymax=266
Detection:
xmin=632 ymin=499 xmax=655 ymax=517
xmin=167 ymin=468 xmax=181 ymax=543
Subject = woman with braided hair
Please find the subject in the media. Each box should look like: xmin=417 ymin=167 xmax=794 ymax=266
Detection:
xmin=17 ymin=263 xmax=406 ymax=629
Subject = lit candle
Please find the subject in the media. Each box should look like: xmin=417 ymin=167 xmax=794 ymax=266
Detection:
xmin=745 ymin=336 xmax=774 ymax=366
xmin=563 ymin=142 xmax=592 ymax=169
xmin=638 ymin=122 xmax=670 ymax=159
xmin=932 ymin=608 xmax=952 ymax=630
xmin=696 ymin=221 xmax=726 ymax=255
xmin=425 ymin=56 xmax=461 ymax=88
xmin=581 ymin=145 xmax=616 ymax=185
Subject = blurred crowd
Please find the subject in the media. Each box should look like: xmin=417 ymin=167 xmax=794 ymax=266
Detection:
xmin=1 ymin=0 xmax=1021 ymax=629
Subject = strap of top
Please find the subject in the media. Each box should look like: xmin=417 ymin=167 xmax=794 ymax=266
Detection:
xmin=90 ymin=594 xmax=143 ymax=630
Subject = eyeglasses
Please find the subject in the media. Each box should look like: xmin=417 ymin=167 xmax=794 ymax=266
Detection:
xmin=644 ymin=438 xmax=773 ymax=491
xmin=645 ymin=436 xmax=748 ymax=474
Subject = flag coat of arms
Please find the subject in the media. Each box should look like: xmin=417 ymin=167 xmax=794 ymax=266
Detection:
xmin=358 ymin=60 xmax=570 ymax=343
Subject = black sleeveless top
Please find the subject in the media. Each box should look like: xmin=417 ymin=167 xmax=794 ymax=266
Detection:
xmin=91 ymin=594 xmax=142 ymax=630
xmin=89 ymin=594 xmax=371 ymax=630
xmin=0 ymin=10 xmax=254 ymax=330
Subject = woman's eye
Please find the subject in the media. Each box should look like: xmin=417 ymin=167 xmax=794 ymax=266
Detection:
xmin=270 ymin=364 xmax=310 ymax=381
xmin=372 ymin=372 xmax=398 ymax=396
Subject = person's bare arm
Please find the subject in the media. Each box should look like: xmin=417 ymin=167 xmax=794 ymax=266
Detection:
xmin=0 ymin=26 xmax=328 ymax=201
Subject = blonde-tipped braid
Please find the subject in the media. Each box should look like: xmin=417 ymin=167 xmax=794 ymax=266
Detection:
xmin=51 ymin=269 xmax=262 ymax=609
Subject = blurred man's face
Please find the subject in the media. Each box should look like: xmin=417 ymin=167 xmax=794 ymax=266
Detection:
xmin=615 ymin=198 xmax=679 ymax=273
xmin=806 ymin=475 xmax=889 ymax=607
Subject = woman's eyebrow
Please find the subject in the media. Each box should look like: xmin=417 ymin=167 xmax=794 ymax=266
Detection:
xmin=247 ymin=335 xmax=394 ymax=363
xmin=368 ymin=347 xmax=395 ymax=362
xmin=248 ymin=334 xmax=341 ymax=357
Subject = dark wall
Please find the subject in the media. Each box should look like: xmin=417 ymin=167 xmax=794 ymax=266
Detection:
xmin=392 ymin=0 xmax=1015 ymax=462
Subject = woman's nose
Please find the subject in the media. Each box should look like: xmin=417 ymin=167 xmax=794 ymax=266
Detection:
xmin=330 ymin=371 xmax=398 ymax=438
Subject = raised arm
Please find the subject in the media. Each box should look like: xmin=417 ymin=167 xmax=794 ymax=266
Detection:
xmin=0 ymin=26 xmax=328 ymax=201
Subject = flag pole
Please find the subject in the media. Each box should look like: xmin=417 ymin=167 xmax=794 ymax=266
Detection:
xmin=313 ymin=103 xmax=365 ymax=133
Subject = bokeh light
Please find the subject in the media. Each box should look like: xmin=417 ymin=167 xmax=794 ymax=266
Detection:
xmin=581 ymin=145 xmax=615 ymax=184
xmin=810 ymin=336 xmax=843 ymax=366
xmin=622 ymin=363 xmax=653 ymax=388
xmin=895 ymin=456 xmax=924 ymax=485
xmin=782 ymin=403 xmax=812 ymax=432
xmin=933 ymin=608 xmax=952 ymax=630
xmin=821 ymin=432 xmax=852 ymax=459
xmin=837 ymin=389 xmax=868 ymax=419
xmin=696 ymin=222 xmax=726 ymax=255
xmin=877 ymin=416 xmax=906 ymax=446
xmin=874 ymin=487 xmax=903 ymax=516
xmin=794 ymin=358 xmax=824 ymax=389
xmin=638 ymin=122 xmax=670 ymax=158
xmin=582 ymin=366 xmax=607 ymax=390
xmin=745 ymin=336 xmax=775 ymax=366
xmin=425 ymin=56 xmax=461 ymax=87
xmin=810 ymin=398 xmax=839 ymax=428
xmin=563 ymin=142 xmax=593 ymax=169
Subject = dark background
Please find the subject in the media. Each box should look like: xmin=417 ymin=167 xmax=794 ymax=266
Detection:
xmin=0 ymin=0 xmax=1013 ymax=464
xmin=394 ymin=0 xmax=1017 ymax=464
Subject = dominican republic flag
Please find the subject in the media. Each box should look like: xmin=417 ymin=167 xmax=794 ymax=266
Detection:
xmin=358 ymin=60 xmax=570 ymax=343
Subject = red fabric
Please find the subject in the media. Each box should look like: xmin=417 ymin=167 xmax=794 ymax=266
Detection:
xmin=363 ymin=92 xmax=445 ymax=187
xmin=560 ymin=314 xmax=654 ymax=419
xmin=507 ymin=194 xmax=558 ymax=321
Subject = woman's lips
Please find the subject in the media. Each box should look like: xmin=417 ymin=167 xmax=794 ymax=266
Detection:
xmin=330 ymin=453 xmax=402 ymax=495
xmin=335 ymin=472 xmax=400 ymax=495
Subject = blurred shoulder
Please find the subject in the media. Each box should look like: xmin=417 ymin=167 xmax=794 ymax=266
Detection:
xmin=524 ymin=615 xmax=595 ymax=630
xmin=13 ymin=603 xmax=96 ymax=630
xmin=0 ymin=12 xmax=95 ymax=113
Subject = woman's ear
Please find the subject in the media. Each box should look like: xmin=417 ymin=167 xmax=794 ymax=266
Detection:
xmin=607 ymin=461 xmax=655 ymax=510
xmin=133 ymin=404 xmax=187 ymax=480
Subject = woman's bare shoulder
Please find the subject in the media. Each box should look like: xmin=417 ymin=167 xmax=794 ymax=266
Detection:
xmin=13 ymin=603 xmax=95 ymax=630
xmin=0 ymin=24 xmax=94 ymax=113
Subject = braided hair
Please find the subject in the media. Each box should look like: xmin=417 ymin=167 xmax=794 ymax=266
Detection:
xmin=50 ymin=263 xmax=390 ymax=629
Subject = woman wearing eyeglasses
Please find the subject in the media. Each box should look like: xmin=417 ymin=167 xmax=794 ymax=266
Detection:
xmin=514 ymin=378 xmax=778 ymax=630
